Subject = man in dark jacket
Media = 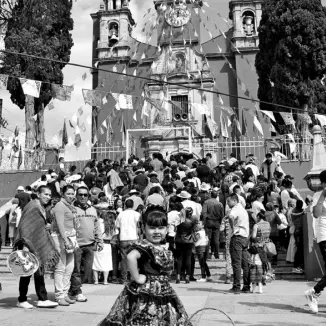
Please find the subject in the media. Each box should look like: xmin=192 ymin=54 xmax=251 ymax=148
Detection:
xmin=196 ymin=158 xmax=211 ymax=183
xmin=202 ymin=191 xmax=224 ymax=259
xmin=260 ymin=153 xmax=278 ymax=181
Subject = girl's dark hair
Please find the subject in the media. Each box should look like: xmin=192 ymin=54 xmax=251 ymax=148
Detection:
xmin=257 ymin=209 xmax=266 ymax=221
xmin=114 ymin=197 xmax=122 ymax=210
xmin=62 ymin=185 xmax=75 ymax=194
xmin=143 ymin=206 xmax=168 ymax=227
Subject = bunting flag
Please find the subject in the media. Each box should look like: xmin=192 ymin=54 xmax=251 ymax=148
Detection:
xmin=12 ymin=126 xmax=19 ymax=152
xmin=218 ymin=95 xmax=224 ymax=105
xmin=220 ymin=111 xmax=228 ymax=138
xmin=82 ymin=89 xmax=102 ymax=107
xmin=72 ymin=113 xmax=78 ymax=124
xmin=0 ymin=74 xmax=8 ymax=89
xmin=68 ymin=136 xmax=74 ymax=146
xmin=17 ymin=146 xmax=23 ymax=169
xmin=78 ymin=107 xmax=84 ymax=116
xmin=102 ymin=120 xmax=107 ymax=129
xmin=289 ymin=142 xmax=297 ymax=154
xmin=141 ymin=99 xmax=151 ymax=118
xmin=20 ymin=78 xmax=41 ymax=98
xmin=52 ymin=84 xmax=74 ymax=101
xmin=46 ymin=100 xmax=55 ymax=111
xmin=74 ymin=125 xmax=82 ymax=148
xmin=269 ymin=122 xmax=277 ymax=133
xmin=297 ymin=113 xmax=312 ymax=124
xmin=80 ymin=123 xmax=86 ymax=132
xmin=206 ymin=114 xmax=217 ymax=140
xmin=191 ymin=103 xmax=210 ymax=115
xmin=220 ymin=106 xmax=234 ymax=116
xmin=102 ymin=95 xmax=108 ymax=105
xmin=86 ymin=115 xmax=92 ymax=125
xmin=106 ymin=118 xmax=113 ymax=144
xmin=253 ymin=115 xmax=264 ymax=136
xmin=92 ymin=116 xmax=97 ymax=145
xmin=261 ymin=110 xmax=276 ymax=122
xmin=121 ymin=116 xmax=126 ymax=147
xmin=133 ymin=112 xmax=137 ymax=121
xmin=315 ymin=114 xmax=326 ymax=127
xmin=280 ymin=112 xmax=295 ymax=125
xmin=111 ymin=93 xmax=133 ymax=110
xmin=241 ymin=112 xmax=247 ymax=136
xmin=62 ymin=119 xmax=68 ymax=147
xmin=231 ymin=114 xmax=241 ymax=139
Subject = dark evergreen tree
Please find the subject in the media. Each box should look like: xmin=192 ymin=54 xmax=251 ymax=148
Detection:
xmin=2 ymin=0 xmax=74 ymax=167
xmin=255 ymin=0 xmax=326 ymax=120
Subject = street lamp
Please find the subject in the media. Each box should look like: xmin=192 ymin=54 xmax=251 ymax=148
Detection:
xmin=304 ymin=125 xmax=326 ymax=192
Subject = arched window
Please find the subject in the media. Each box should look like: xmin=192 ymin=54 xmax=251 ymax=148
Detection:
xmin=108 ymin=22 xmax=119 ymax=47
xmin=242 ymin=10 xmax=256 ymax=36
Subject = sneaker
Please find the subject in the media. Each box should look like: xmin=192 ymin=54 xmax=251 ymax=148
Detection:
xmin=293 ymin=268 xmax=304 ymax=274
xmin=17 ymin=301 xmax=34 ymax=309
xmin=241 ymin=287 xmax=251 ymax=294
xmin=189 ymin=277 xmax=197 ymax=282
xmin=304 ymin=288 xmax=319 ymax=314
xmin=75 ymin=294 xmax=87 ymax=302
xmin=57 ymin=299 xmax=70 ymax=306
xmin=228 ymin=287 xmax=241 ymax=294
xmin=64 ymin=296 xmax=76 ymax=304
xmin=196 ymin=278 xmax=207 ymax=283
xmin=37 ymin=300 xmax=58 ymax=308
xmin=185 ymin=276 xmax=190 ymax=284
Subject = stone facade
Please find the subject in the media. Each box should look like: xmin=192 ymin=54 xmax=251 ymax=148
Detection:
xmin=91 ymin=0 xmax=269 ymax=157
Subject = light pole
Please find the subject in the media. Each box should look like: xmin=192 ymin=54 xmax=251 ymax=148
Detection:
xmin=304 ymin=125 xmax=326 ymax=192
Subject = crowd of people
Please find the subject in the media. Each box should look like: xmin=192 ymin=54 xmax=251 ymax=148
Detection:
xmin=0 ymin=150 xmax=325 ymax=320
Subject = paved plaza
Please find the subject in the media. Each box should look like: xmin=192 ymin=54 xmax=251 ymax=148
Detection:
xmin=0 ymin=277 xmax=325 ymax=326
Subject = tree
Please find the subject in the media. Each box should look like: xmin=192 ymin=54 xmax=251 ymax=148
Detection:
xmin=255 ymin=0 xmax=326 ymax=121
xmin=2 ymin=0 xmax=74 ymax=168
xmin=0 ymin=0 xmax=14 ymax=28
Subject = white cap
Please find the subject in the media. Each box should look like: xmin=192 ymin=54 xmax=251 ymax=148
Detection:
xmin=17 ymin=186 xmax=24 ymax=191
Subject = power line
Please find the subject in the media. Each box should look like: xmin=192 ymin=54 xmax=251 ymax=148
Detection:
xmin=0 ymin=49 xmax=308 ymax=113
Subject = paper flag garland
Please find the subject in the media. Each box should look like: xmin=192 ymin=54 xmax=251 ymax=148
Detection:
xmin=102 ymin=120 xmax=107 ymax=129
xmin=72 ymin=114 xmax=78 ymax=124
xmin=20 ymin=78 xmax=41 ymax=98
xmin=220 ymin=111 xmax=228 ymax=138
xmin=80 ymin=123 xmax=86 ymax=132
xmin=74 ymin=126 xmax=82 ymax=148
xmin=315 ymin=114 xmax=326 ymax=126
xmin=0 ymin=74 xmax=8 ymax=90
xmin=52 ymin=84 xmax=74 ymax=101
xmin=102 ymin=95 xmax=108 ymax=105
xmin=133 ymin=112 xmax=137 ymax=121
xmin=82 ymin=89 xmax=102 ymax=107
xmin=111 ymin=93 xmax=133 ymax=110
xmin=86 ymin=115 xmax=92 ymax=125
xmin=253 ymin=116 xmax=264 ymax=136
xmin=269 ymin=123 xmax=277 ymax=133
xmin=280 ymin=112 xmax=295 ymax=125
xmin=261 ymin=110 xmax=276 ymax=122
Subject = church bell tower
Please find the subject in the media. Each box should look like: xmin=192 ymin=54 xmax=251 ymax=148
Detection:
xmin=91 ymin=0 xmax=135 ymax=61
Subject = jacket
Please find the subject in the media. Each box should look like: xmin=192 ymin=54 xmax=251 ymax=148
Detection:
xmin=260 ymin=161 xmax=278 ymax=181
xmin=74 ymin=202 xmax=103 ymax=247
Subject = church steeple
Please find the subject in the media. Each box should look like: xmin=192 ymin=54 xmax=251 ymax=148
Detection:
xmin=229 ymin=0 xmax=262 ymax=49
xmin=91 ymin=0 xmax=135 ymax=60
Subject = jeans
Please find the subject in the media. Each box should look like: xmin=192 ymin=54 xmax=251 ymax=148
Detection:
xmin=69 ymin=244 xmax=94 ymax=296
xmin=111 ymin=244 xmax=119 ymax=279
xmin=225 ymin=232 xmax=233 ymax=278
xmin=18 ymin=268 xmax=48 ymax=302
xmin=294 ymin=234 xmax=304 ymax=269
xmin=314 ymin=241 xmax=326 ymax=294
xmin=195 ymin=246 xmax=211 ymax=278
xmin=205 ymin=221 xmax=220 ymax=258
xmin=119 ymin=240 xmax=136 ymax=281
xmin=175 ymin=242 xmax=193 ymax=276
xmin=52 ymin=235 xmax=74 ymax=300
xmin=230 ymin=235 xmax=250 ymax=290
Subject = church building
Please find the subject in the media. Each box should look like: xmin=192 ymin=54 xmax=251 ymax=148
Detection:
xmin=91 ymin=0 xmax=269 ymax=160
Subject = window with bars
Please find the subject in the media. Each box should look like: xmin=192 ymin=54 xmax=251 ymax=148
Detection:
xmin=171 ymin=95 xmax=189 ymax=119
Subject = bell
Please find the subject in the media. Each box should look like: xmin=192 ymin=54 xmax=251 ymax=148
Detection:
xmin=244 ymin=16 xmax=253 ymax=26
xmin=110 ymin=34 xmax=118 ymax=41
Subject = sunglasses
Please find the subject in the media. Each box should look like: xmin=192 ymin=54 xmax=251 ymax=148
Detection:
xmin=77 ymin=193 xmax=88 ymax=197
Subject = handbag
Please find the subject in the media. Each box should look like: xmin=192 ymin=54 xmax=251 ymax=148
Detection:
xmin=264 ymin=240 xmax=277 ymax=257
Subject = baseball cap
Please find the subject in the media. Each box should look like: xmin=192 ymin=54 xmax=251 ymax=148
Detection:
xmin=17 ymin=186 xmax=24 ymax=191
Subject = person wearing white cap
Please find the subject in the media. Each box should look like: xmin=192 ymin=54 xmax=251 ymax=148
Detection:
xmin=178 ymin=191 xmax=201 ymax=219
xmin=126 ymin=189 xmax=144 ymax=211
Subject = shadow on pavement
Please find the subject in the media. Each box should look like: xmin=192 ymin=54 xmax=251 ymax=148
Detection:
xmin=239 ymin=301 xmax=326 ymax=317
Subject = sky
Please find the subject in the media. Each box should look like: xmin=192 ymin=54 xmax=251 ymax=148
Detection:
xmin=0 ymin=0 xmax=325 ymax=160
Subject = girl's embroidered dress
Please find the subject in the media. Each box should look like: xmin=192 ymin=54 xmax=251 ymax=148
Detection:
xmin=98 ymin=240 xmax=191 ymax=326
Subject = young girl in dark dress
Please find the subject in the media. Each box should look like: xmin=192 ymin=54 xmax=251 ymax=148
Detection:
xmin=97 ymin=206 xmax=191 ymax=326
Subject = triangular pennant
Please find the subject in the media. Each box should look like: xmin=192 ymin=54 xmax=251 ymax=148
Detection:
xmin=62 ymin=119 xmax=68 ymax=147
xmin=74 ymin=126 xmax=81 ymax=148
xmin=82 ymin=89 xmax=102 ymax=107
xmin=102 ymin=120 xmax=107 ymax=129
xmin=120 ymin=116 xmax=126 ymax=147
xmin=261 ymin=110 xmax=276 ymax=122
xmin=253 ymin=116 xmax=264 ymax=136
xmin=133 ymin=112 xmax=137 ymax=121
xmin=220 ymin=111 xmax=228 ymax=138
xmin=241 ymin=112 xmax=247 ymax=136
xmin=280 ymin=112 xmax=295 ymax=125
xmin=269 ymin=122 xmax=277 ymax=133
